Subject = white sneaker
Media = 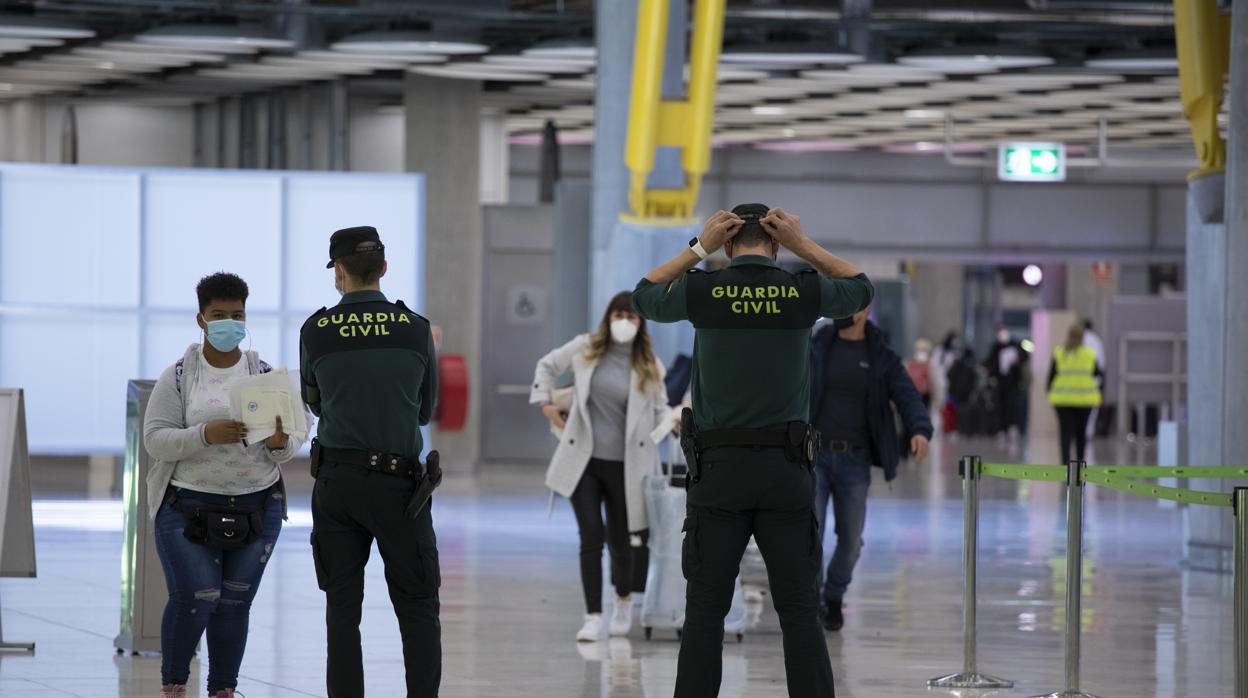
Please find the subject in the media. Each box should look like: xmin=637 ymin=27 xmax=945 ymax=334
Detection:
xmin=609 ymin=599 xmax=634 ymax=637
xmin=576 ymin=614 xmax=603 ymax=642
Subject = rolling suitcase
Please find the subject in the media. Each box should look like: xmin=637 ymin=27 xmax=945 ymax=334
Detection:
xmin=641 ymin=439 xmax=747 ymax=642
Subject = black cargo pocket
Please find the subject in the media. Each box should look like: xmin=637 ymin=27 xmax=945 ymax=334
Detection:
xmin=310 ymin=531 xmax=329 ymax=591
xmin=681 ymin=513 xmax=700 ymax=580
xmin=418 ymin=546 xmax=442 ymax=592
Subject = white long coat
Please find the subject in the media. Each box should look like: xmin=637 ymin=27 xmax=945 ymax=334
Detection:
xmin=530 ymin=334 xmax=671 ymax=532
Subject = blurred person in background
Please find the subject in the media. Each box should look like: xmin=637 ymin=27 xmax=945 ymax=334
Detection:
xmin=144 ymin=272 xmax=303 ymax=698
xmin=1048 ymin=324 xmax=1104 ymax=463
xmin=904 ymin=339 xmax=933 ymax=410
xmin=810 ymin=308 xmax=933 ymax=632
xmin=946 ymin=347 xmax=979 ymax=438
xmin=929 ymin=332 xmax=960 ymax=432
xmin=1081 ymin=319 xmax=1105 ymax=440
xmin=985 ymin=324 xmax=1030 ymax=443
xmin=531 ymin=292 xmax=670 ymax=643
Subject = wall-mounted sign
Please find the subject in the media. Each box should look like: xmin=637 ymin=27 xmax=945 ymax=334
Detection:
xmin=998 ymin=142 xmax=1066 ymax=182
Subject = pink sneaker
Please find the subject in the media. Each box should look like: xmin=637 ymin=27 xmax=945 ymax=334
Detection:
xmin=158 ymin=686 xmax=186 ymax=698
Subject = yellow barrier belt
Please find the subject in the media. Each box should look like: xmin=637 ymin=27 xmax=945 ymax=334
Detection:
xmin=1081 ymin=470 xmax=1234 ymax=507
xmin=979 ymin=463 xmax=1068 ymax=482
xmin=1085 ymin=465 xmax=1248 ymax=480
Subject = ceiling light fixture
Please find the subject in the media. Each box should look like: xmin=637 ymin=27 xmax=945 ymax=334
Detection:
xmin=1085 ymin=49 xmax=1178 ymax=72
xmin=0 ymin=14 xmax=94 ymax=40
xmin=898 ymin=46 xmax=1054 ymax=73
xmin=332 ymin=30 xmax=486 ymax=56
xmin=751 ymin=105 xmax=789 ymax=116
xmin=721 ymin=43 xmax=863 ymax=66
xmin=904 ymin=109 xmax=946 ymax=119
xmin=137 ymin=24 xmax=295 ymax=51
xmin=409 ymin=64 xmax=546 ymax=82
xmin=522 ymin=38 xmax=596 ymax=60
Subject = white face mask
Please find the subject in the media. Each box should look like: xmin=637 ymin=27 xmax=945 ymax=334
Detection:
xmin=610 ymin=319 xmax=639 ymax=345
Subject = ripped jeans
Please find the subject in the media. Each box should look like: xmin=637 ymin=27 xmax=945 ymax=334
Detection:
xmin=154 ymin=486 xmax=283 ymax=692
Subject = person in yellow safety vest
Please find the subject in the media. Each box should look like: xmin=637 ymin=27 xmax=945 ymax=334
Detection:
xmin=1047 ymin=324 xmax=1104 ymax=463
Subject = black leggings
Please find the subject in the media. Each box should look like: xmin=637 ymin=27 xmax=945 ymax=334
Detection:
xmin=569 ymin=458 xmax=649 ymax=614
xmin=1056 ymin=407 xmax=1093 ymax=463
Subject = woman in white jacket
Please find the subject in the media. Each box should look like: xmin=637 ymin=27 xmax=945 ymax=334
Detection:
xmin=531 ymin=291 xmax=670 ymax=642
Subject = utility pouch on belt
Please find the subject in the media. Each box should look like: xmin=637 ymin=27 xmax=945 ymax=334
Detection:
xmin=679 ymin=408 xmax=702 ymax=487
xmin=786 ymin=422 xmax=820 ymax=465
xmin=169 ymin=488 xmax=267 ymax=552
xmin=405 ymin=450 xmax=443 ymax=520
xmin=310 ymin=437 xmax=322 ymax=479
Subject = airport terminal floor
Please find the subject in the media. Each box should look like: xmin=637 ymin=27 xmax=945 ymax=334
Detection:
xmin=0 ymin=435 xmax=1235 ymax=697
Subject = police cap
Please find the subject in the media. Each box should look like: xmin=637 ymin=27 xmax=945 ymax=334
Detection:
xmin=731 ymin=203 xmax=770 ymax=239
xmin=731 ymin=203 xmax=769 ymax=221
xmin=327 ymin=226 xmax=385 ymax=268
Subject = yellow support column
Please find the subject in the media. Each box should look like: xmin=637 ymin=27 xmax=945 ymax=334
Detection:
xmin=624 ymin=0 xmax=726 ymax=223
xmin=1174 ymin=0 xmax=1230 ymax=178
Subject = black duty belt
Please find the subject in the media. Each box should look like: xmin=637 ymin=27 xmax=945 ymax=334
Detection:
xmin=696 ymin=428 xmax=790 ymax=451
xmin=320 ymin=446 xmax=423 ymax=478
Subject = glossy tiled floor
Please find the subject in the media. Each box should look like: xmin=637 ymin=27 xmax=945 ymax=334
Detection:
xmin=0 ymin=436 xmax=1239 ymax=697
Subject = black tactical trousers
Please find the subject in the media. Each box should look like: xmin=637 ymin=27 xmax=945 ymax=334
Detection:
xmin=311 ymin=462 xmax=441 ymax=698
xmin=675 ymin=447 xmax=835 ymax=698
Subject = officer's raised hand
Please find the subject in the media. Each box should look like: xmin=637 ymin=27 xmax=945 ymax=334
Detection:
xmin=761 ymin=208 xmax=808 ymax=250
xmin=699 ymin=210 xmax=743 ymax=253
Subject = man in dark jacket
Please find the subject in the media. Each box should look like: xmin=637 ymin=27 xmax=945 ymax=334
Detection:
xmin=809 ymin=308 xmax=933 ymax=632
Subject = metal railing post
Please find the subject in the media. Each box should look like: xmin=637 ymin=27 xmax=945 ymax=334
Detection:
xmin=929 ymin=456 xmax=1014 ymax=689
xmin=1030 ymin=460 xmax=1101 ymax=698
xmin=1235 ymin=488 xmax=1247 ymax=698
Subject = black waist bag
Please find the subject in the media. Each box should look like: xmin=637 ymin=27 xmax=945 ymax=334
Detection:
xmin=169 ymin=489 xmax=267 ymax=551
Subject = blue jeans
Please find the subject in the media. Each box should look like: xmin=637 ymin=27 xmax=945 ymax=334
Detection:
xmin=813 ymin=449 xmax=871 ymax=607
xmin=153 ymin=486 xmax=283 ymax=692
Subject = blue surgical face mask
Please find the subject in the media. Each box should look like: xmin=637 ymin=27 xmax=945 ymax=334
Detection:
xmin=204 ymin=319 xmax=247 ymax=353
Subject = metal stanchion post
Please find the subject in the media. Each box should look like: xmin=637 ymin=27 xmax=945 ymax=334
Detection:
xmin=929 ymin=456 xmax=1014 ymax=689
xmin=1235 ymin=488 xmax=1247 ymax=698
xmin=1030 ymin=461 xmax=1101 ymax=698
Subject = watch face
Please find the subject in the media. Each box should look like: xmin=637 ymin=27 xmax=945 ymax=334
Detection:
xmin=688 ymin=237 xmax=699 ymax=247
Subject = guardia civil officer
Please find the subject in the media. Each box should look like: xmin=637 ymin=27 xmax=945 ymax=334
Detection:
xmin=300 ymin=226 xmax=442 ymax=698
xmin=633 ymin=204 xmax=873 ymax=698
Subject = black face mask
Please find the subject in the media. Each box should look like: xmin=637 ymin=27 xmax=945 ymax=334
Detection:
xmin=833 ymin=317 xmax=856 ymax=330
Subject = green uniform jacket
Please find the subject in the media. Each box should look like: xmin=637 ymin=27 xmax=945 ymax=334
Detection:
xmin=633 ymin=255 xmax=873 ymax=431
xmin=299 ymin=290 xmax=438 ymax=458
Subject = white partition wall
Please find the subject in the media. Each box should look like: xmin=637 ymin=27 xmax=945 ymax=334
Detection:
xmin=0 ymin=163 xmax=425 ymax=454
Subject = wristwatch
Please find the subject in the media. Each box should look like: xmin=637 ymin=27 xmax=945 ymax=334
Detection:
xmin=688 ymin=237 xmax=709 ymax=260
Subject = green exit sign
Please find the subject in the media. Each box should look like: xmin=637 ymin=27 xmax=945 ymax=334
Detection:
xmin=998 ymin=142 xmax=1066 ymax=182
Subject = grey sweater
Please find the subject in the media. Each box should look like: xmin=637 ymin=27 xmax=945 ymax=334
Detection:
xmin=142 ymin=344 xmax=303 ymax=520
xmin=587 ymin=343 xmax=633 ymax=461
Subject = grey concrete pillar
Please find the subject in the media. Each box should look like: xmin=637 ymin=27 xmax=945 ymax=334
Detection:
xmin=589 ymin=0 xmax=639 ymax=327
xmin=405 ymin=74 xmax=483 ymax=468
xmin=1039 ymin=263 xmax=1068 ymax=310
xmin=913 ymin=262 xmax=964 ymax=346
xmin=1185 ymin=0 xmax=1246 ymax=572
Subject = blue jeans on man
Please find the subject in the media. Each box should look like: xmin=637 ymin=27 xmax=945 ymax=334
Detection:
xmin=813 ymin=448 xmax=871 ymax=610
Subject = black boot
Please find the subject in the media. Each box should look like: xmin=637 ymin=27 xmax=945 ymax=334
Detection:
xmin=821 ymin=600 xmax=844 ymax=632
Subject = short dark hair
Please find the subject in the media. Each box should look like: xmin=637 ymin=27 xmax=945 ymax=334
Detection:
xmin=338 ymin=249 xmax=386 ymax=284
xmin=196 ymin=272 xmax=249 ymax=312
xmin=1084 ymin=319 xmax=1094 ymax=331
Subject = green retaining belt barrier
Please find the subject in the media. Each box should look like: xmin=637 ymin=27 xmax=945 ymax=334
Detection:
xmin=977 ymin=462 xmax=1247 ymax=507
xmin=979 ymin=463 xmax=1067 ymax=482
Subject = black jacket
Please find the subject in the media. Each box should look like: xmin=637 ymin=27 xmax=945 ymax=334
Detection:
xmin=810 ymin=322 xmax=934 ymax=482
